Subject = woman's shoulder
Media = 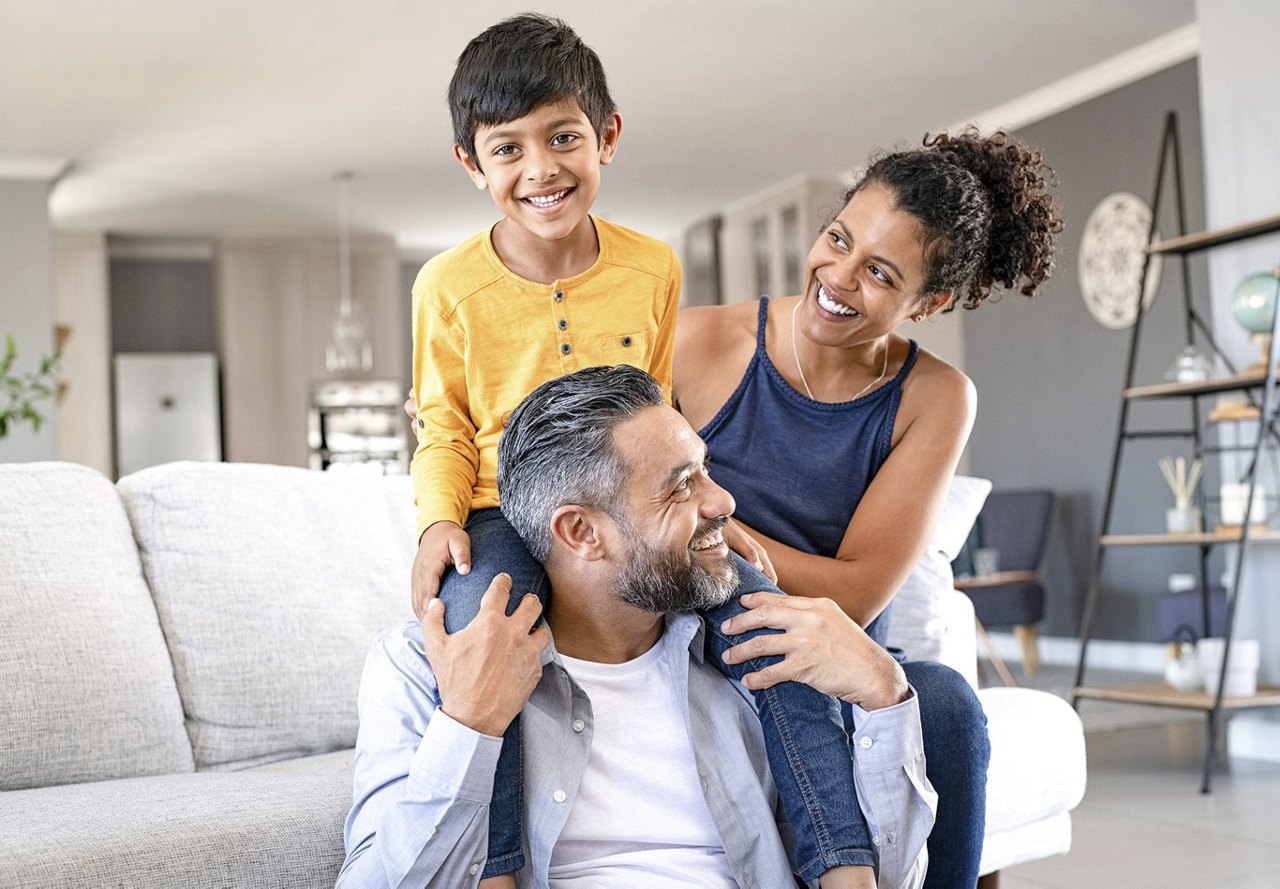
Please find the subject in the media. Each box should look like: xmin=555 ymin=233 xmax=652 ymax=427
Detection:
xmin=900 ymin=342 xmax=976 ymax=422
xmin=673 ymin=300 xmax=763 ymax=421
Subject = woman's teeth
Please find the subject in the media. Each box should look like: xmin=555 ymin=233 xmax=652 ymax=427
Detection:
xmin=817 ymin=285 xmax=857 ymax=317
xmin=691 ymin=531 xmax=724 ymax=552
xmin=525 ymin=189 xmax=570 ymax=208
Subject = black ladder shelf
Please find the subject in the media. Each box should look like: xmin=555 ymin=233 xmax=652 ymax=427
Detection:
xmin=1071 ymin=111 xmax=1280 ymax=793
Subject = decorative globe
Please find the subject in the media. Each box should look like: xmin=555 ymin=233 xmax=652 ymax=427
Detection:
xmin=1231 ymin=271 xmax=1280 ymax=335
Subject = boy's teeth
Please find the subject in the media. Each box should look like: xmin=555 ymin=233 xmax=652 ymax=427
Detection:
xmin=526 ymin=189 xmax=568 ymax=207
xmin=817 ymin=285 xmax=857 ymax=316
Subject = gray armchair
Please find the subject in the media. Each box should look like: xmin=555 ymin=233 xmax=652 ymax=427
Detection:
xmin=954 ymin=488 xmax=1054 ymax=676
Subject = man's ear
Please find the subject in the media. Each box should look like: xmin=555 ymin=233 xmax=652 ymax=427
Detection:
xmin=597 ymin=112 xmax=623 ymax=167
xmin=453 ymin=144 xmax=488 ymax=190
xmin=549 ymin=504 xmax=609 ymax=561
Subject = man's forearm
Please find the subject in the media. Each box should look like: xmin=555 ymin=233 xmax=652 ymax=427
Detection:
xmin=846 ymin=690 xmax=937 ymax=889
xmin=339 ymin=632 xmax=501 ymax=888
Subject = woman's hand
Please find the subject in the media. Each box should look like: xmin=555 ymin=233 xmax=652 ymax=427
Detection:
xmin=722 ymin=519 xmax=777 ymax=583
xmin=404 ymin=387 xmax=417 ymax=424
xmin=720 ymin=592 xmax=909 ymax=711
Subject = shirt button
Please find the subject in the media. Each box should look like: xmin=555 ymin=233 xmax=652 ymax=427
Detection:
xmin=469 ymin=863 xmax=480 ymax=875
xmin=561 ymin=343 xmax=571 ymax=355
xmin=572 ymin=719 xmax=585 ymax=732
xmin=872 ymin=835 xmax=882 ymax=846
xmin=558 ymin=319 xmax=568 ymax=330
xmin=553 ymin=790 xmax=567 ymax=803
xmin=699 ymin=774 xmax=709 ymax=790
xmin=416 ymin=418 xmax=424 ymax=428
xmin=554 ymin=290 xmax=564 ymax=301
xmin=621 ymin=335 xmax=632 ymax=347
xmin=859 ymin=736 xmax=874 ymax=749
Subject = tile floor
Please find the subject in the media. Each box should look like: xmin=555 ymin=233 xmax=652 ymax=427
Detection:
xmin=989 ymin=672 xmax=1280 ymax=888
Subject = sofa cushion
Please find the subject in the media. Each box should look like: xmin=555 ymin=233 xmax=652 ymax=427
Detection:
xmin=885 ymin=475 xmax=991 ymax=685
xmin=117 ymin=462 xmax=415 ymax=769
xmin=978 ymin=686 xmax=1087 ymax=872
xmin=0 ymin=462 xmax=193 ymax=791
xmin=0 ymin=766 xmax=350 ymax=887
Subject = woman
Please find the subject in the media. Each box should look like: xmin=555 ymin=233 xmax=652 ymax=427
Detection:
xmin=675 ymin=128 xmax=1062 ymax=888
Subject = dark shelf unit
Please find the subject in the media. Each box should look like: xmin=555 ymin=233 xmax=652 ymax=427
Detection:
xmin=1072 ymin=112 xmax=1280 ymax=793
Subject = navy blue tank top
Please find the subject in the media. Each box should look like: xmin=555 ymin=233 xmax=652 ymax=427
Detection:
xmin=699 ymin=298 xmax=918 ymax=643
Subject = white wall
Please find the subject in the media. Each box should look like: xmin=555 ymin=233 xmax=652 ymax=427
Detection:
xmin=215 ymin=235 xmax=405 ymax=466
xmin=52 ymin=232 xmax=112 ymax=475
xmin=0 ymin=177 xmax=57 ymax=462
xmin=1196 ymin=0 xmax=1280 ymax=758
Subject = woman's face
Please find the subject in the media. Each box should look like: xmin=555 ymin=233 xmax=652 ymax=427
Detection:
xmin=797 ymin=181 xmax=935 ymax=348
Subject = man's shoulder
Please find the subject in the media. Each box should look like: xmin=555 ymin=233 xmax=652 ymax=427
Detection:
xmin=596 ymin=217 xmax=678 ymax=281
xmin=413 ymin=228 xmax=505 ymax=311
xmin=362 ymin=620 xmax=438 ymax=695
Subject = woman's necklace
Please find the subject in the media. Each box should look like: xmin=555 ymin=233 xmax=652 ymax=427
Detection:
xmin=790 ymin=299 xmax=889 ymax=402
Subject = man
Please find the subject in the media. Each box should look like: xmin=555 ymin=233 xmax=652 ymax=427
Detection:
xmin=339 ymin=366 xmax=935 ymax=888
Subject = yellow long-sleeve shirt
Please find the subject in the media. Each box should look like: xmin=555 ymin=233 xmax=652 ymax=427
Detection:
xmin=410 ymin=216 xmax=682 ymax=539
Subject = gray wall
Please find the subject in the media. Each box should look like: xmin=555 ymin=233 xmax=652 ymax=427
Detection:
xmin=0 ymin=178 xmax=57 ymax=462
xmin=964 ymin=60 xmax=1214 ymax=642
xmin=110 ymin=258 xmax=214 ymax=353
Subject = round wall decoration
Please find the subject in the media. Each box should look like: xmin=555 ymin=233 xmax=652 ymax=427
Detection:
xmin=1078 ymin=192 xmax=1162 ymax=329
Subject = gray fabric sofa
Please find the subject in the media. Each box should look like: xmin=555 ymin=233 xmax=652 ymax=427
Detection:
xmin=0 ymin=462 xmax=415 ymax=887
xmin=0 ymin=461 xmax=1084 ymax=887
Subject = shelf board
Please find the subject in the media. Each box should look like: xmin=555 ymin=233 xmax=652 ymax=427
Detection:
xmin=1124 ymin=370 xmax=1274 ymax=400
xmin=1102 ymin=528 xmax=1280 ymax=546
xmin=1075 ymin=683 xmax=1280 ymax=711
xmin=1147 ymin=212 xmax=1280 ymax=255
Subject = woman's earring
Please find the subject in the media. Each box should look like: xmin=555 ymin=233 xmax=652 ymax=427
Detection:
xmin=913 ymin=312 xmax=926 ymax=322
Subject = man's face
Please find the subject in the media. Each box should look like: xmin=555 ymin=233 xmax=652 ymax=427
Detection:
xmin=607 ymin=405 xmax=738 ymax=613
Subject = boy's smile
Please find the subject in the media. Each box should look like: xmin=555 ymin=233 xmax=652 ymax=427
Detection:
xmin=455 ymin=98 xmax=622 ymax=279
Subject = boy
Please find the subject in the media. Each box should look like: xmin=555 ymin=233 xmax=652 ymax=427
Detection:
xmin=405 ymin=14 xmax=886 ymax=888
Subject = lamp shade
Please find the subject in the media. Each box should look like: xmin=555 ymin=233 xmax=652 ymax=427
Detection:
xmin=1230 ymin=271 xmax=1280 ymax=335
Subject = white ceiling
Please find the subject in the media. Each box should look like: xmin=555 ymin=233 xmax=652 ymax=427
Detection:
xmin=1 ymin=0 xmax=1196 ymax=251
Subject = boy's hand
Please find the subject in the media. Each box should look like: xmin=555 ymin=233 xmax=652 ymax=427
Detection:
xmin=422 ymin=574 xmax=549 ymax=737
xmin=719 ymin=593 xmax=910 ymax=711
xmin=722 ymin=519 xmax=777 ymax=583
xmin=413 ymin=521 xmax=472 ymax=618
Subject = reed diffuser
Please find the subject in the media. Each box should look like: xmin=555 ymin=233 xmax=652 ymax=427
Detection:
xmin=1159 ymin=456 xmax=1204 ymax=534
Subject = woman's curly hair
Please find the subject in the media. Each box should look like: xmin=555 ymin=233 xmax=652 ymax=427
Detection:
xmin=847 ymin=127 xmax=1063 ymax=311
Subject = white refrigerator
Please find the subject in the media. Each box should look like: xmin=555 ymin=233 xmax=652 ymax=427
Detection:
xmin=113 ymin=353 xmax=222 ymax=477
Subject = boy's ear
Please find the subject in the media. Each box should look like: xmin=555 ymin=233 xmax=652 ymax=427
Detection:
xmin=453 ymin=144 xmax=489 ymax=190
xmin=549 ymin=504 xmax=608 ymax=561
xmin=597 ymin=112 xmax=623 ymax=167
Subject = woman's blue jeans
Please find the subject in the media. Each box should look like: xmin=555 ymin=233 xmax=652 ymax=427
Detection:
xmin=438 ymin=509 xmax=874 ymax=881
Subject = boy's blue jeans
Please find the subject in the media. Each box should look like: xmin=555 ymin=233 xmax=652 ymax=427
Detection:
xmin=439 ymin=508 xmax=874 ymax=882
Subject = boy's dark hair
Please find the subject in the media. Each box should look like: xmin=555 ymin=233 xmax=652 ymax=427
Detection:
xmin=449 ymin=13 xmax=616 ymax=163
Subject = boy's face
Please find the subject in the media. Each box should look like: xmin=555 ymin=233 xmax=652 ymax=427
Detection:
xmin=454 ymin=98 xmax=622 ymax=246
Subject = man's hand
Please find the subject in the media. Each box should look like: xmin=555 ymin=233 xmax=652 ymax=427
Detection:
xmin=413 ymin=521 xmax=471 ymax=619
xmin=719 ymin=593 xmax=910 ymax=711
xmin=721 ymin=519 xmax=777 ymax=584
xmin=422 ymin=573 xmax=550 ymax=737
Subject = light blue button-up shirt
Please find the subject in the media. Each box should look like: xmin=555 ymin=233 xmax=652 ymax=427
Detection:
xmin=338 ymin=614 xmax=935 ymax=888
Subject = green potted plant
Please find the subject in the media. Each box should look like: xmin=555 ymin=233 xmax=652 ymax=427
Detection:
xmin=0 ymin=334 xmax=60 ymax=439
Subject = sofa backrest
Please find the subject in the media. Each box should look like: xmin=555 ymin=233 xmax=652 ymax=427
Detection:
xmin=0 ymin=462 xmax=194 ymax=790
xmin=117 ymin=462 xmax=414 ymax=770
xmin=884 ymin=474 xmax=992 ymax=688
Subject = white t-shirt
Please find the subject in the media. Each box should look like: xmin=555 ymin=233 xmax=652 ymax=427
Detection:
xmin=548 ymin=640 xmax=739 ymax=888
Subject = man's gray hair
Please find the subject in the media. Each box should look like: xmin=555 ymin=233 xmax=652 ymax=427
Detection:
xmin=498 ymin=365 xmax=666 ymax=561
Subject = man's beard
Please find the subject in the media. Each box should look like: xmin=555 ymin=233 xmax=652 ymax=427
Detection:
xmin=615 ymin=515 xmax=739 ymax=613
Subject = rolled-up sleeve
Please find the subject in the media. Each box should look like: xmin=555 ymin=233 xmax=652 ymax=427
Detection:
xmin=338 ymin=625 xmax=503 ymax=889
xmin=847 ymin=690 xmax=937 ymax=889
